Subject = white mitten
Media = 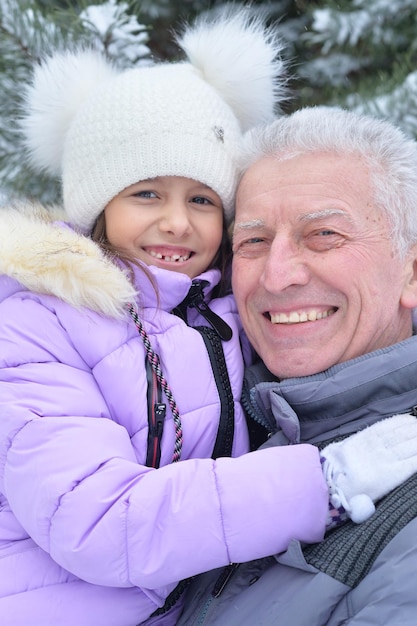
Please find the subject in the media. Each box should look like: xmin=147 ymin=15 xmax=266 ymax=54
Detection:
xmin=321 ymin=413 xmax=417 ymax=523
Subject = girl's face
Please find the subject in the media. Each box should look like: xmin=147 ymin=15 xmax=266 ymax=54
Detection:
xmin=104 ymin=176 xmax=224 ymax=278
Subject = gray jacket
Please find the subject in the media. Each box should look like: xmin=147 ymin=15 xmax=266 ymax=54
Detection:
xmin=176 ymin=335 xmax=417 ymax=626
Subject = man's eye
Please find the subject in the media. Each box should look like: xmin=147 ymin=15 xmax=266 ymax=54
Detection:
xmin=233 ymin=237 xmax=268 ymax=255
xmin=318 ymin=229 xmax=337 ymax=236
xmin=306 ymin=229 xmax=345 ymax=251
xmin=235 ymin=237 xmax=265 ymax=246
xmin=247 ymin=237 xmax=265 ymax=243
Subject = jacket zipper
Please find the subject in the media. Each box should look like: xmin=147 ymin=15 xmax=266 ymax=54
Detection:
xmin=145 ymin=361 xmax=166 ymax=468
xmin=194 ymin=325 xmax=235 ymax=459
xmin=241 ymin=377 xmax=275 ymax=433
xmin=195 ymin=564 xmax=240 ymax=625
xmin=181 ymin=280 xmax=233 ymax=341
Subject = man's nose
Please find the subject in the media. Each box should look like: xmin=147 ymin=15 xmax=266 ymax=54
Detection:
xmin=159 ymin=203 xmax=192 ymax=237
xmin=260 ymin=235 xmax=310 ymax=293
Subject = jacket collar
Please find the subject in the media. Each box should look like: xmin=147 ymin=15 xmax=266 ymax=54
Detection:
xmin=0 ymin=204 xmax=221 ymax=319
xmin=130 ymin=263 xmax=221 ymax=313
xmin=244 ymin=335 xmax=417 ymax=445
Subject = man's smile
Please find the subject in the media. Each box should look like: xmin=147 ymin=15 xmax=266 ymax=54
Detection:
xmin=268 ymin=307 xmax=337 ymax=324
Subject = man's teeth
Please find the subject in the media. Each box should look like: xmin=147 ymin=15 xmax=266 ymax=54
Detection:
xmin=149 ymin=250 xmax=191 ymax=262
xmin=270 ymin=309 xmax=335 ymax=324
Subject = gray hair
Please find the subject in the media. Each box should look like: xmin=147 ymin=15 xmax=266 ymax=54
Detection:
xmin=240 ymin=106 xmax=417 ymax=258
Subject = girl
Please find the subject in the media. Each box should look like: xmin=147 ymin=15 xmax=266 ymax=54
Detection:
xmin=1 ymin=10 xmax=415 ymax=626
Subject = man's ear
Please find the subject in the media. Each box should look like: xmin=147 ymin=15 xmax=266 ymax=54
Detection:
xmin=400 ymin=245 xmax=417 ymax=309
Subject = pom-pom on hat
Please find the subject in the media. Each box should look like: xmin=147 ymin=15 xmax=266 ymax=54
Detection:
xmin=20 ymin=8 xmax=287 ymax=232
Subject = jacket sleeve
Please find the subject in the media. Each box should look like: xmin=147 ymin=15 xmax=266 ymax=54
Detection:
xmin=0 ymin=295 xmax=328 ymax=591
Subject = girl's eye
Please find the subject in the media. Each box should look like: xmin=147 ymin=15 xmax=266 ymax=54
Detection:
xmin=133 ymin=190 xmax=157 ymax=198
xmin=192 ymin=196 xmax=212 ymax=205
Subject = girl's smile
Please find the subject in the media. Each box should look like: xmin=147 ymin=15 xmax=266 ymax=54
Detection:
xmin=104 ymin=176 xmax=224 ymax=278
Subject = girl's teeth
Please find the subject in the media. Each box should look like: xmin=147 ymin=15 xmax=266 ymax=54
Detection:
xmin=148 ymin=250 xmax=190 ymax=262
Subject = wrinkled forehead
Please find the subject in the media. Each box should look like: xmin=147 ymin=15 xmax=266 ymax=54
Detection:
xmin=235 ymin=151 xmax=374 ymax=222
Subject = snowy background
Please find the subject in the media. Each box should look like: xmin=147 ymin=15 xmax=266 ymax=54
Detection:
xmin=1 ymin=0 xmax=416 ymax=206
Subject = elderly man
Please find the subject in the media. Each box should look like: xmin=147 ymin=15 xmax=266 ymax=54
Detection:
xmin=176 ymin=107 xmax=417 ymax=625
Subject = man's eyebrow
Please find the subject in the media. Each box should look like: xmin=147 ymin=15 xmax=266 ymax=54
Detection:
xmin=233 ymin=218 xmax=266 ymax=232
xmin=233 ymin=210 xmax=353 ymax=235
xmin=298 ymin=209 xmax=353 ymax=223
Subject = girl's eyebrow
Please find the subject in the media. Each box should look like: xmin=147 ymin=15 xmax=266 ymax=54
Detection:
xmin=298 ymin=208 xmax=353 ymax=223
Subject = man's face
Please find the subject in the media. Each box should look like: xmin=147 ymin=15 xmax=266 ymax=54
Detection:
xmin=232 ymin=153 xmax=417 ymax=379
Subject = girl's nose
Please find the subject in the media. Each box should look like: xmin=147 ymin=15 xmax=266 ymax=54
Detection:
xmin=158 ymin=202 xmax=192 ymax=237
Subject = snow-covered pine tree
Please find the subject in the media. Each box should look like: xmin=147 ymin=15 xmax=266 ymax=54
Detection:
xmin=292 ymin=0 xmax=417 ymax=138
xmin=0 ymin=0 xmax=291 ymax=205
xmin=0 ymin=0 xmax=150 ymax=204
xmin=2 ymin=0 xmax=416 ymax=203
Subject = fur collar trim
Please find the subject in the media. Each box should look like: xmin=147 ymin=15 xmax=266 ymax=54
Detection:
xmin=0 ymin=204 xmax=137 ymax=319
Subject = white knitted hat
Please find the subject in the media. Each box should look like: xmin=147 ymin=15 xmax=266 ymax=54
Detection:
xmin=21 ymin=9 xmax=287 ymax=232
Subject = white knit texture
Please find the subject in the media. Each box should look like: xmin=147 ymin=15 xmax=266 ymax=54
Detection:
xmin=20 ymin=8 xmax=287 ymax=232
xmin=62 ymin=63 xmax=241 ymax=231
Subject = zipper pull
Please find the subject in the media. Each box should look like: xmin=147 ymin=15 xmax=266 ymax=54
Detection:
xmin=154 ymin=403 xmax=166 ymax=423
xmin=211 ymin=563 xmax=239 ymax=598
xmin=189 ymin=280 xmax=233 ymax=341
xmin=147 ymin=403 xmax=166 ymax=469
xmin=194 ymin=298 xmax=233 ymax=341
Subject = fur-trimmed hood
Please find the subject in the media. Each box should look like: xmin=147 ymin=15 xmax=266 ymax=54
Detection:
xmin=0 ymin=203 xmax=137 ymax=319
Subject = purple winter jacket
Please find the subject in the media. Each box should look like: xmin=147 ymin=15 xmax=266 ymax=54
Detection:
xmin=0 ymin=206 xmax=328 ymax=626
